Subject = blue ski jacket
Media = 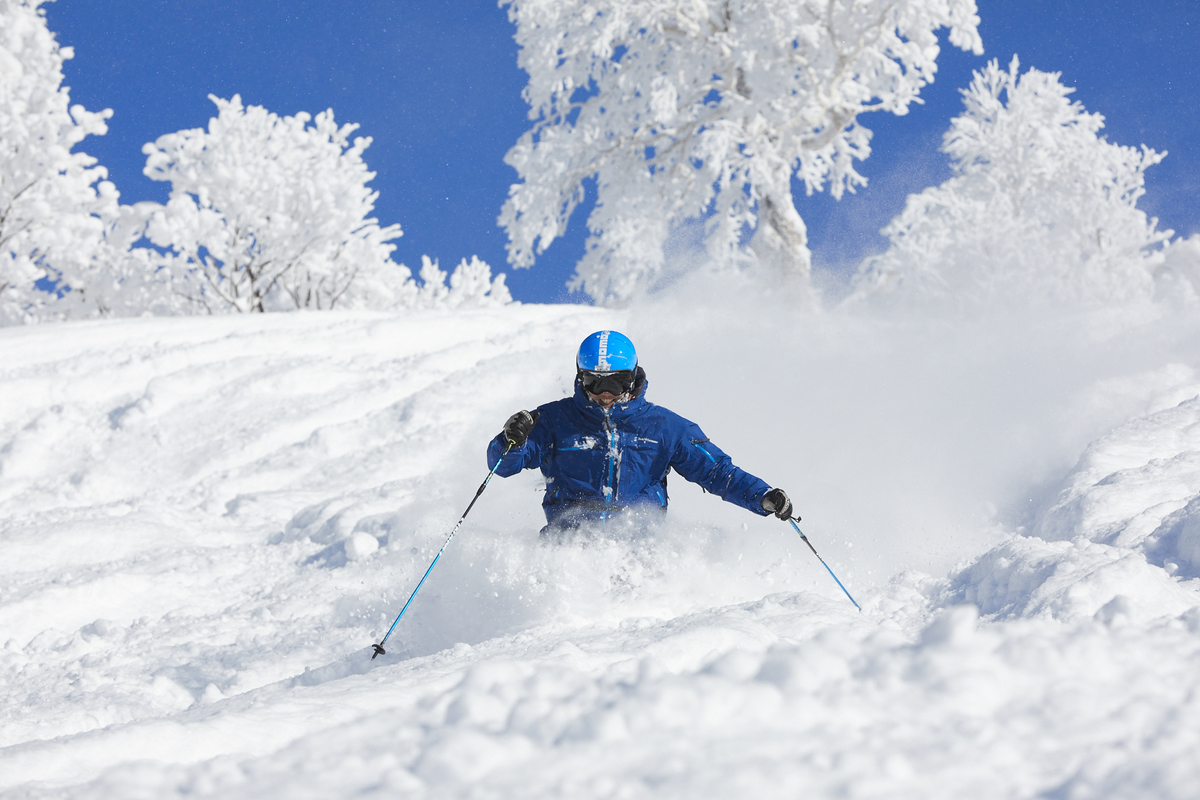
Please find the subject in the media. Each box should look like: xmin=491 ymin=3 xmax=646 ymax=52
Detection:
xmin=487 ymin=370 xmax=772 ymax=528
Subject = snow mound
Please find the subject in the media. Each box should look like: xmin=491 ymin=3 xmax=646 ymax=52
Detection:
xmin=1038 ymin=393 xmax=1200 ymax=547
xmin=1032 ymin=373 xmax=1200 ymax=584
xmin=924 ymin=362 xmax=1200 ymax=627
xmin=942 ymin=535 xmax=1198 ymax=623
xmin=5 ymin=303 xmax=1200 ymax=797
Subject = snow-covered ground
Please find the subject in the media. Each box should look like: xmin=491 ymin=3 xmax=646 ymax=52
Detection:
xmin=5 ymin=293 xmax=1200 ymax=798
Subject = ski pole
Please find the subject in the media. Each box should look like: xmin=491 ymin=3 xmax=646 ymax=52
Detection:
xmin=787 ymin=517 xmax=862 ymax=612
xmin=371 ymin=440 xmax=514 ymax=659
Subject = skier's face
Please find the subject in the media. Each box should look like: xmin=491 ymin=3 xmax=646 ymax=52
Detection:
xmin=578 ymin=369 xmax=635 ymax=407
xmin=587 ymin=390 xmax=623 ymax=407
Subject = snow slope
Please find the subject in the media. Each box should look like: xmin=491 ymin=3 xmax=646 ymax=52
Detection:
xmin=4 ymin=295 xmax=1200 ymax=798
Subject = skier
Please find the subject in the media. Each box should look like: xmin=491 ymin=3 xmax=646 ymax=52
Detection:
xmin=488 ymin=330 xmax=795 ymax=532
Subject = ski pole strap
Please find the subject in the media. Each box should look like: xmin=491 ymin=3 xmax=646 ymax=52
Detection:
xmin=372 ymin=441 xmax=514 ymax=659
xmin=788 ymin=518 xmax=862 ymax=612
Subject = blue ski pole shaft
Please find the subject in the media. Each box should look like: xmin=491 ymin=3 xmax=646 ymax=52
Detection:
xmin=788 ymin=518 xmax=862 ymax=612
xmin=372 ymin=441 xmax=513 ymax=659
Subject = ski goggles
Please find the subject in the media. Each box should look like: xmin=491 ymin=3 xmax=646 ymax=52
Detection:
xmin=579 ymin=368 xmax=636 ymax=397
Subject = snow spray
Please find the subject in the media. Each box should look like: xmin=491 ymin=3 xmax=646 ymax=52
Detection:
xmin=372 ymin=441 xmax=514 ymax=659
xmin=788 ymin=518 xmax=862 ymax=612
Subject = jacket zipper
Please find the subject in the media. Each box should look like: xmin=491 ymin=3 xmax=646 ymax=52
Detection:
xmin=602 ymin=406 xmax=617 ymax=519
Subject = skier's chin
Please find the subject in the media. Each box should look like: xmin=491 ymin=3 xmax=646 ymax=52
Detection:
xmin=590 ymin=393 xmax=621 ymax=407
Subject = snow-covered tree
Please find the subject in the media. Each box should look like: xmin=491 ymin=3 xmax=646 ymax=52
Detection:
xmin=405 ymin=255 xmax=514 ymax=309
xmin=141 ymin=95 xmax=404 ymax=313
xmin=67 ymin=204 xmax=185 ymax=318
xmin=850 ymin=57 xmax=1171 ymax=310
xmin=303 ymin=253 xmax=512 ymax=311
xmin=499 ymin=0 xmax=983 ymax=303
xmin=0 ymin=0 xmax=120 ymax=323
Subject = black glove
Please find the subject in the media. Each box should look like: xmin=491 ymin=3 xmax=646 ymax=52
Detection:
xmin=503 ymin=410 xmax=540 ymax=447
xmin=761 ymin=488 xmax=794 ymax=520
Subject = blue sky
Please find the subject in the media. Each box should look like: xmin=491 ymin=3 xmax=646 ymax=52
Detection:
xmin=44 ymin=0 xmax=1200 ymax=304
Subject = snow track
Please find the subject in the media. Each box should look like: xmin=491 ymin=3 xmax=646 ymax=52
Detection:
xmin=4 ymin=302 xmax=1200 ymax=797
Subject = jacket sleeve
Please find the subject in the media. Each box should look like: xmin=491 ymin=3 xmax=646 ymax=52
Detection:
xmin=668 ymin=421 xmax=772 ymax=515
xmin=486 ymin=411 xmax=551 ymax=477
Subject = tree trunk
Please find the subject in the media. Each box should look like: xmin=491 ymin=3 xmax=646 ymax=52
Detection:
xmin=750 ymin=192 xmax=812 ymax=282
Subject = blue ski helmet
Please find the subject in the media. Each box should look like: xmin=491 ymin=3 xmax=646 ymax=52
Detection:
xmin=576 ymin=330 xmax=637 ymax=372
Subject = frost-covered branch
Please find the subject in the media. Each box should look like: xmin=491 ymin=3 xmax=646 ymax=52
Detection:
xmin=500 ymin=0 xmax=982 ymax=303
xmin=849 ymin=57 xmax=1172 ymax=311
xmin=140 ymin=95 xmax=405 ymax=313
xmin=0 ymin=0 xmax=122 ymax=323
